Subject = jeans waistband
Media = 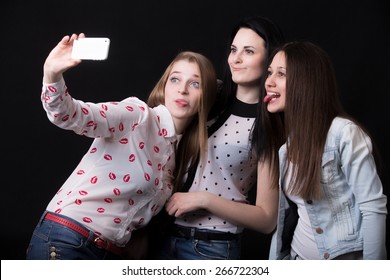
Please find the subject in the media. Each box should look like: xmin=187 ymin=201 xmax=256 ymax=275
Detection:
xmin=44 ymin=212 xmax=123 ymax=256
xmin=172 ymin=224 xmax=240 ymax=241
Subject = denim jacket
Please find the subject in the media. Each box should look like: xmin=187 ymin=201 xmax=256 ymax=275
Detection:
xmin=269 ymin=117 xmax=387 ymax=260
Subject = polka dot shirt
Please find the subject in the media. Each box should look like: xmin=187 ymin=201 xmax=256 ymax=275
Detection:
xmin=175 ymin=98 xmax=258 ymax=234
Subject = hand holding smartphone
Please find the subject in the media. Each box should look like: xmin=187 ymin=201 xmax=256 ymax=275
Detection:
xmin=71 ymin=37 xmax=110 ymax=60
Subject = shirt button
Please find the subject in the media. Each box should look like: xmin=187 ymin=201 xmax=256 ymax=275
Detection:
xmin=323 ymin=252 xmax=330 ymax=259
xmin=315 ymin=227 xmax=323 ymax=234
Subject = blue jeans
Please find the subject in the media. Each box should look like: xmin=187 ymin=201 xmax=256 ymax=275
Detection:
xmin=26 ymin=211 xmax=122 ymax=260
xmin=156 ymin=234 xmax=241 ymax=260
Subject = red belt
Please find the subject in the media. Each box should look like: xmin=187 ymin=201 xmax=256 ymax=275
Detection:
xmin=45 ymin=212 xmax=124 ymax=256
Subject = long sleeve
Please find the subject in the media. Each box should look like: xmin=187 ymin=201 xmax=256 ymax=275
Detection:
xmin=340 ymin=122 xmax=387 ymax=259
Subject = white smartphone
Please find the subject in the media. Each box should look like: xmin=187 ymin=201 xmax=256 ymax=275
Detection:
xmin=71 ymin=37 xmax=110 ymax=60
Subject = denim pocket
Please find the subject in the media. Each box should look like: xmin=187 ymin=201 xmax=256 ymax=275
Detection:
xmin=193 ymin=239 xmax=230 ymax=260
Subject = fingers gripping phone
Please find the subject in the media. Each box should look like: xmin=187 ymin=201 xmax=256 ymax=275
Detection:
xmin=71 ymin=38 xmax=110 ymax=60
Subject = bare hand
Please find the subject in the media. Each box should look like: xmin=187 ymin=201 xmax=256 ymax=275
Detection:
xmin=165 ymin=192 xmax=208 ymax=217
xmin=43 ymin=33 xmax=85 ymax=83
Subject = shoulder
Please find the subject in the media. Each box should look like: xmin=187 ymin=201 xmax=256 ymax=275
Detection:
xmin=329 ymin=117 xmax=372 ymax=149
xmin=121 ymin=96 xmax=148 ymax=107
xmin=330 ymin=116 xmax=354 ymax=130
xmin=328 ymin=117 xmax=361 ymax=137
xmin=120 ymin=97 xmax=161 ymax=116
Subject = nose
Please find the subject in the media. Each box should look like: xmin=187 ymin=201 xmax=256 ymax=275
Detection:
xmin=178 ymin=83 xmax=188 ymax=94
xmin=265 ymin=74 xmax=275 ymax=88
xmin=233 ymin=53 xmax=242 ymax=63
xmin=230 ymin=50 xmax=243 ymax=64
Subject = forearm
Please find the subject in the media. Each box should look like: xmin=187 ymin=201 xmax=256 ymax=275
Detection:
xmin=167 ymin=160 xmax=279 ymax=233
xmin=203 ymin=193 xmax=278 ymax=233
xmin=43 ymin=70 xmax=63 ymax=84
xmin=361 ymin=211 xmax=387 ymax=259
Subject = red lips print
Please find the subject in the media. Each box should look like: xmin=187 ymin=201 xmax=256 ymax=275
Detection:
xmin=119 ymin=138 xmax=128 ymax=144
xmin=129 ymin=154 xmax=135 ymax=162
xmin=123 ymin=174 xmax=130 ymax=182
xmin=48 ymin=86 xmax=57 ymax=92
xmin=90 ymin=176 xmax=98 ymax=184
xmin=109 ymin=172 xmax=116 ymax=180
xmin=82 ymin=108 xmax=89 ymax=115
xmin=113 ymin=188 xmax=120 ymax=196
xmin=104 ymin=154 xmax=112 ymax=160
xmin=83 ymin=217 xmax=92 ymax=223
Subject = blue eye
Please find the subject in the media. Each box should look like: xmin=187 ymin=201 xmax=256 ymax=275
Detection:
xmin=170 ymin=77 xmax=179 ymax=83
xmin=191 ymin=81 xmax=200 ymax=88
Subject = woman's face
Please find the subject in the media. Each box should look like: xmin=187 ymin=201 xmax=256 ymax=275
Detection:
xmin=264 ymin=51 xmax=286 ymax=113
xmin=164 ymin=60 xmax=202 ymax=134
xmin=228 ymin=27 xmax=267 ymax=87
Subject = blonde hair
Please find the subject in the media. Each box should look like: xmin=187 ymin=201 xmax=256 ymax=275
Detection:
xmin=147 ymin=51 xmax=217 ymax=192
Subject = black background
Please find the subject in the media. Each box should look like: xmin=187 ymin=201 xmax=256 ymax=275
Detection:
xmin=1 ymin=0 xmax=388 ymax=260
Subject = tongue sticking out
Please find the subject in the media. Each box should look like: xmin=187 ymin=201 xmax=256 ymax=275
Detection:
xmin=263 ymin=94 xmax=280 ymax=103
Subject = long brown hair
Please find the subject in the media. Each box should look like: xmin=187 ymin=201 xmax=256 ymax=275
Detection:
xmin=265 ymin=42 xmax=383 ymax=200
xmin=147 ymin=51 xmax=217 ymax=192
xmin=280 ymin=42 xmax=345 ymax=200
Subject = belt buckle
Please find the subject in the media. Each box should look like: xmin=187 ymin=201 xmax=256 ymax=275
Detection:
xmin=94 ymin=236 xmax=107 ymax=249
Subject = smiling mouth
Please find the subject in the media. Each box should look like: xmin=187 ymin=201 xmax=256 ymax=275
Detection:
xmin=230 ymin=64 xmax=245 ymax=70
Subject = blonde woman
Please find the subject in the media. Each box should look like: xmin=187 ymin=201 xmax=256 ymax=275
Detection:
xmin=26 ymin=33 xmax=217 ymax=260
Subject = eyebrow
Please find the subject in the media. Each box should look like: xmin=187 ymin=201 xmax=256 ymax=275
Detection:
xmin=170 ymin=70 xmax=200 ymax=78
xmin=231 ymin=44 xmax=256 ymax=49
xmin=268 ymin=66 xmax=286 ymax=70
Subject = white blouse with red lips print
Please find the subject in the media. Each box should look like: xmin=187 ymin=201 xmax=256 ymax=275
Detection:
xmin=41 ymin=78 xmax=179 ymax=246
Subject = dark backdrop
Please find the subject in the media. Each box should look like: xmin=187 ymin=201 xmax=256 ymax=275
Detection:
xmin=1 ymin=0 xmax=388 ymax=260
